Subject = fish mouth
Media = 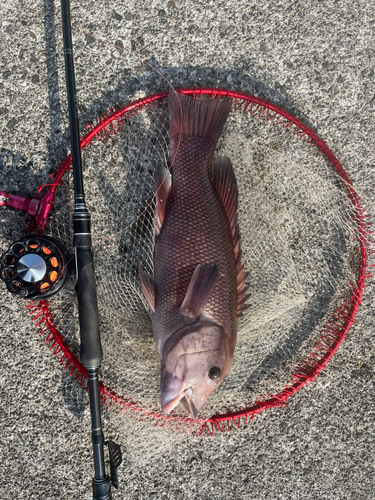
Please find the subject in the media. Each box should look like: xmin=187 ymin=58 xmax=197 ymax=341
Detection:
xmin=161 ymin=387 xmax=198 ymax=419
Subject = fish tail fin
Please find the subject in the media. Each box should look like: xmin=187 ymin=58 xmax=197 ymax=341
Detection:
xmin=169 ymin=91 xmax=232 ymax=143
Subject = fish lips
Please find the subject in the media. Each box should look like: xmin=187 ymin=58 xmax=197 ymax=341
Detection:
xmin=160 ymin=368 xmax=201 ymax=418
xmin=160 ymin=370 xmax=184 ymax=414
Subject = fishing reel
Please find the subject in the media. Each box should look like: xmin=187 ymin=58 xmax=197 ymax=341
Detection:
xmin=0 ymin=235 xmax=69 ymax=300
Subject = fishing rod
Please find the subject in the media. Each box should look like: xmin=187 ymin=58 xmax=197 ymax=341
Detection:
xmin=61 ymin=1 xmax=122 ymax=498
xmin=0 ymin=2 xmax=122 ymax=497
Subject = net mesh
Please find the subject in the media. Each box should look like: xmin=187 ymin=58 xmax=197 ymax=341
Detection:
xmin=28 ymin=89 xmax=371 ymax=433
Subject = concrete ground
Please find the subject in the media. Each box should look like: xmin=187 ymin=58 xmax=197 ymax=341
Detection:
xmin=0 ymin=1 xmax=374 ymax=499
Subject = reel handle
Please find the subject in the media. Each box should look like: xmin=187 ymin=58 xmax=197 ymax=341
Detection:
xmin=75 ymin=247 xmax=103 ymax=368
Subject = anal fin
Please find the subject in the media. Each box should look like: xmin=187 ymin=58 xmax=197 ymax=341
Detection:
xmin=180 ymin=264 xmax=219 ymax=318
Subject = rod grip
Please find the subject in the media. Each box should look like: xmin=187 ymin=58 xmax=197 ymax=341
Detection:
xmin=75 ymin=248 xmax=102 ymax=368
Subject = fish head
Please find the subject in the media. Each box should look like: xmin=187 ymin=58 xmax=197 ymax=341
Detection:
xmin=160 ymin=321 xmax=232 ymax=418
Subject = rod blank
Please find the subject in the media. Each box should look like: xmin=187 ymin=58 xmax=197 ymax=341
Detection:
xmin=61 ymin=1 xmax=112 ymax=498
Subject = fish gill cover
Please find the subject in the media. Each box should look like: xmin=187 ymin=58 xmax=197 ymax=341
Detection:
xmin=27 ymin=89 xmax=372 ymax=435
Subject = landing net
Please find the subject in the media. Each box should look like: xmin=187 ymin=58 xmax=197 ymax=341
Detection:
xmin=25 ymin=89 xmax=372 ymax=435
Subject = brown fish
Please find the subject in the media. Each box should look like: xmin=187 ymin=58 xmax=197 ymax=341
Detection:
xmin=139 ymin=91 xmax=249 ymax=418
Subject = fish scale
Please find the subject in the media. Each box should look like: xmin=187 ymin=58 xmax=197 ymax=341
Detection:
xmin=154 ymin=134 xmax=238 ymax=352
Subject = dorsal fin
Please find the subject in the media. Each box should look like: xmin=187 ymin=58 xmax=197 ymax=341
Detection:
xmin=155 ymin=163 xmax=172 ymax=235
xmin=212 ymin=156 xmax=250 ymax=317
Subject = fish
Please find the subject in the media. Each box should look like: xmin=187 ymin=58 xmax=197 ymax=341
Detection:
xmin=139 ymin=91 xmax=249 ymax=418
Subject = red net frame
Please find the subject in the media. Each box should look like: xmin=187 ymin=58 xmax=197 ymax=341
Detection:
xmin=15 ymin=88 xmax=372 ymax=436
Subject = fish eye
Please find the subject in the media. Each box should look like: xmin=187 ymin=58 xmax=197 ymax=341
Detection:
xmin=208 ymin=367 xmax=221 ymax=380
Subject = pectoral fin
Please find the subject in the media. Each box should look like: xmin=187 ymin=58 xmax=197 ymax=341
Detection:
xmin=138 ymin=263 xmax=156 ymax=313
xmin=180 ymin=264 xmax=219 ymax=318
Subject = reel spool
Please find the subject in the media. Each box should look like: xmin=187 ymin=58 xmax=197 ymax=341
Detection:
xmin=0 ymin=235 xmax=68 ymax=299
